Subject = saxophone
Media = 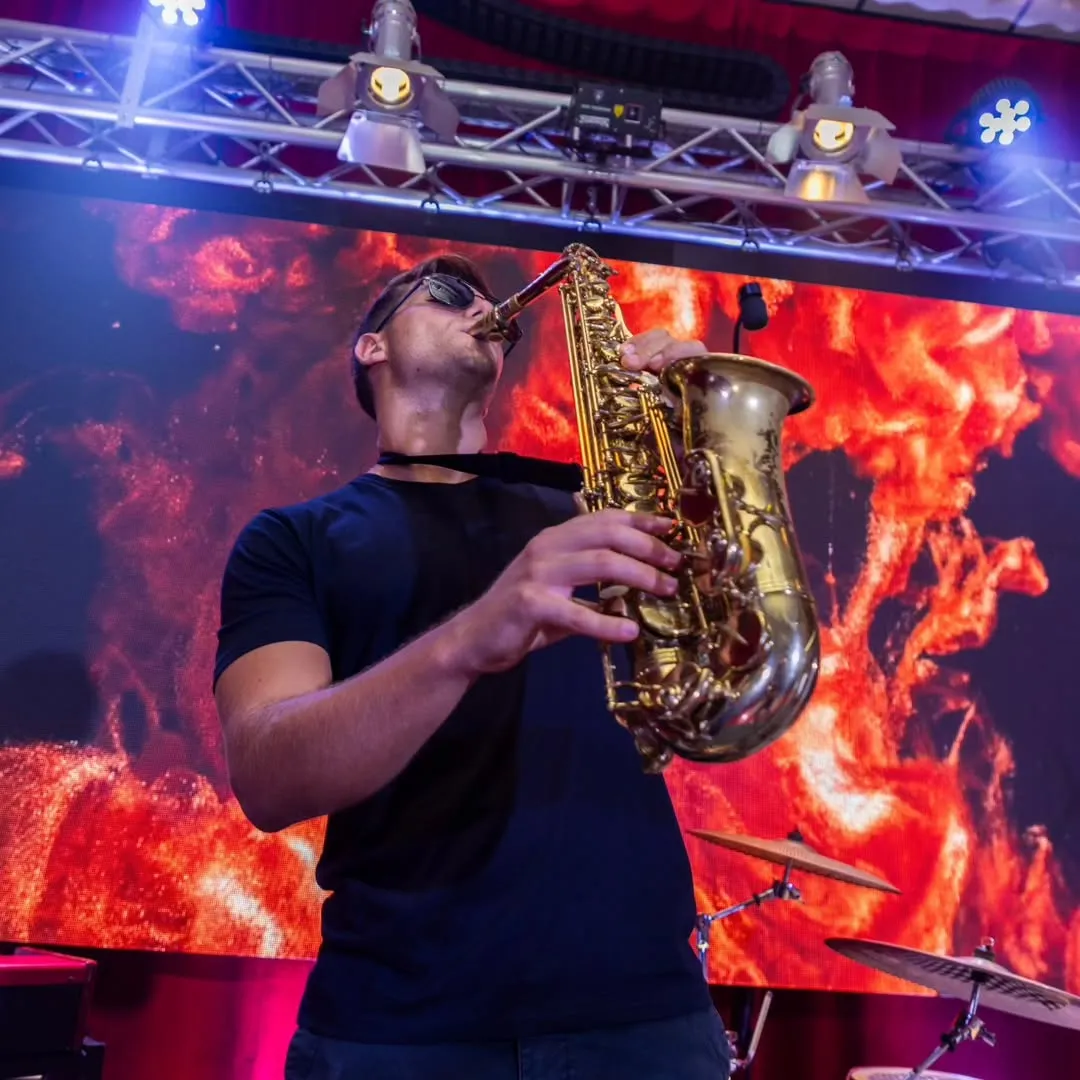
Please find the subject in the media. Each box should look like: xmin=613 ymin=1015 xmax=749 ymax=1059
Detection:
xmin=474 ymin=244 xmax=821 ymax=772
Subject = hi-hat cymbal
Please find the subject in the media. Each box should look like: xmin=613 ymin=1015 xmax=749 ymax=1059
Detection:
xmin=687 ymin=829 xmax=901 ymax=894
xmin=827 ymin=937 xmax=1080 ymax=1031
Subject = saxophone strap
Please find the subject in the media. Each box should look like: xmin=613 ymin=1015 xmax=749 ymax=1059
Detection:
xmin=377 ymin=451 xmax=583 ymax=493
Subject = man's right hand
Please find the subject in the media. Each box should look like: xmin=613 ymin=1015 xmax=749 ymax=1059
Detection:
xmin=445 ymin=509 xmax=681 ymax=677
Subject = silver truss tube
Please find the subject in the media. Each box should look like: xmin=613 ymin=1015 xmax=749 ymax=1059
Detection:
xmin=0 ymin=136 xmax=1064 ymax=289
xmin=0 ymin=83 xmax=1076 ymax=244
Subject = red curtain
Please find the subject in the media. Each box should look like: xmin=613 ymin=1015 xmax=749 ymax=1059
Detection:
xmin=76 ymin=950 xmax=1079 ymax=1080
xmin=514 ymin=0 xmax=1080 ymax=151
xmin=1 ymin=0 xmax=1077 ymax=150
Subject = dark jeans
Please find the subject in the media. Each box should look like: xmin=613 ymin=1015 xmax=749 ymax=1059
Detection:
xmin=284 ymin=1009 xmax=733 ymax=1079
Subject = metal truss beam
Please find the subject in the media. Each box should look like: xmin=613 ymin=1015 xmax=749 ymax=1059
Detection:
xmin=1 ymin=17 xmax=1080 ymax=291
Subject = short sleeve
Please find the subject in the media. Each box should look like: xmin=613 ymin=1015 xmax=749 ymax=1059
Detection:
xmin=213 ymin=509 xmax=330 ymax=688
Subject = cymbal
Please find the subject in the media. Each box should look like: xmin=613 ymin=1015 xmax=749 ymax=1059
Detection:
xmin=687 ymin=829 xmax=901 ymax=894
xmin=848 ymin=1070 xmax=979 ymax=1080
xmin=827 ymin=937 xmax=1080 ymax=1031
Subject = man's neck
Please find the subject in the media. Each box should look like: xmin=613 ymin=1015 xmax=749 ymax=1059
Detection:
xmin=370 ymin=400 xmax=488 ymax=485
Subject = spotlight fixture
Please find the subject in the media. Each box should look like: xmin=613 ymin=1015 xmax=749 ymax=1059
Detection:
xmin=317 ymin=0 xmax=459 ymax=175
xmin=946 ymin=78 xmax=1043 ymax=153
xmin=765 ymin=52 xmax=901 ymax=205
xmin=148 ymin=0 xmax=206 ymax=28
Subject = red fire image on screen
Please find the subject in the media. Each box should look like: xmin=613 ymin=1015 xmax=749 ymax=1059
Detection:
xmin=0 ymin=204 xmax=1079 ymax=995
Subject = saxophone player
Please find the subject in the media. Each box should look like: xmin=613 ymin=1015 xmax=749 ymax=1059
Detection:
xmin=213 ymin=253 xmax=732 ymax=1080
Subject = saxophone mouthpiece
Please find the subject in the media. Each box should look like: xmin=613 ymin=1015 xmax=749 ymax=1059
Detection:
xmin=470 ymin=307 xmax=514 ymax=341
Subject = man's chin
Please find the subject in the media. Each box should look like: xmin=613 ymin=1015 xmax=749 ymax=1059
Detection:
xmin=458 ymin=345 xmax=502 ymax=382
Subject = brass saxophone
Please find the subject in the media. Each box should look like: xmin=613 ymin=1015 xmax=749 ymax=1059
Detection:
xmin=474 ymin=243 xmax=821 ymax=772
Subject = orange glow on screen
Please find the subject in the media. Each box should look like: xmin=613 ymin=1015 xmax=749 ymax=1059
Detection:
xmin=1 ymin=203 xmax=1079 ymax=995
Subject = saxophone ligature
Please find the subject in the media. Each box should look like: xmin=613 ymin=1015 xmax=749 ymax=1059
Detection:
xmin=473 ymin=244 xmax=821 ymax=772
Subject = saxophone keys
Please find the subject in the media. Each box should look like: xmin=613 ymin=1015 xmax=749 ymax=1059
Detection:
xmin=712 ymin=533 xmax=756 ymax=578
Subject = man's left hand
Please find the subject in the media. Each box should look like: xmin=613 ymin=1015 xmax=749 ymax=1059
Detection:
xmin=619 ymin=329 xmax=707 ymax=374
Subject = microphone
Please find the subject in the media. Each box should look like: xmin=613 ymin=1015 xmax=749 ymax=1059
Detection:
xmin=733 ymin=283 xmax=769 ymax=354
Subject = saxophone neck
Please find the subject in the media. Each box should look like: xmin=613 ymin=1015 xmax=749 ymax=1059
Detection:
xmin=472 ymin=254 xmax=577 ymax=341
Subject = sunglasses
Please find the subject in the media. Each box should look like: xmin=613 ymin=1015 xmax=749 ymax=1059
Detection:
xmin=373 ymin=273 xmax=523 ymax=352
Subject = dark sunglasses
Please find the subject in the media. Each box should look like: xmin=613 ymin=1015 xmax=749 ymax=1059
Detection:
xmin=373 ymin=273 xmax=523 ymax=352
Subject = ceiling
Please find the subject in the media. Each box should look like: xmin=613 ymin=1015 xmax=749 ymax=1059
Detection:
xmin=779 ymin=0 xmax=1080 ymax=40
xmin=517 ymin=0 xmax=1080 ymax=38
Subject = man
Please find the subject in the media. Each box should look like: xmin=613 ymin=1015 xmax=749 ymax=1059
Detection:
xmin=213 ymin=252 xmax=733 ymax=1079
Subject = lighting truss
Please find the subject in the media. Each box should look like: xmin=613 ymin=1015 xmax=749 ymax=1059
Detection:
xmin=2 ymin=18 xmax=1080 ymax=292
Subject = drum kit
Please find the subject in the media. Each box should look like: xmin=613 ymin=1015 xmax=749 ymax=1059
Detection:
xmin=690 ymin=826 xmax=1080 ymax=1079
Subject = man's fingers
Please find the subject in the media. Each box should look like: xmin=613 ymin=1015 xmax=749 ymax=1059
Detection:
xmin=544 ymin=550 xmax=679 ymax=595
xmin=556 ymin=510 xmax=678 ymax=561
xmin=542 ymin=525 xmax=680 ymax=573
xmin=621 ymin=328 xmax=670 ymax=357
xmin=571 ymin=596 xmax=600 ymax=612
xmin=585 ymin=520 xmax=681 ymax=570
xmin=567 ymin=506 xmax=673 ymax=533
xmin=619 ymin=330 xmax=707 ymax=372
xmin=645 ymin=339 xmax=707 ymax=372
xmin=530 ymin=591 xmax=639 ymax=644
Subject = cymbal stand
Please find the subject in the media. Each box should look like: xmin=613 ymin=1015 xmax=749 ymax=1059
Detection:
xmin=900 ymin=941 xmax=998 ymax=1080
xmin=695 ymin=862 xmax=799 ymax=1076
xmin=694 ymin=862 xmax=802 ymax=975
xmin=728 ymin=988 xmax=774 ymax=1076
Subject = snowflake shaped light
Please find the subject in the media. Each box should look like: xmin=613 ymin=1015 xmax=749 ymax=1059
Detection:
xmin=977 ymin=98 xmax=1032 ymax=147
xmin=149 ymin=0 xmax=207 ymax=28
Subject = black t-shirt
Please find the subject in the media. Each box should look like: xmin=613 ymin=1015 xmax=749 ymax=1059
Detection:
xmin=214 ymin=472 xmax=710 ymax=1043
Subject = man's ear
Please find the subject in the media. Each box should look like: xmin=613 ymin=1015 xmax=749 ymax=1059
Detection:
xmin=354 ymin=331 xmax=387 ymax=370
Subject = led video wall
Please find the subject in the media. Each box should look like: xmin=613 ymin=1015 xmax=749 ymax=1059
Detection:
xmin=1 ymin=191 xmax=1078 ymax=994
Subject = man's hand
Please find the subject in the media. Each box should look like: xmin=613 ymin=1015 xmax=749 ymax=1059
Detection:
xmin=445 ymin=509 xmax=680 ymax=677
xmin=619 ymin=329 xmax=707 ymax=374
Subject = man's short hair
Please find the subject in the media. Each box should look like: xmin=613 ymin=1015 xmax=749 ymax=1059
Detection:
xmin=350 ymin=253 xmax=496 ymax=420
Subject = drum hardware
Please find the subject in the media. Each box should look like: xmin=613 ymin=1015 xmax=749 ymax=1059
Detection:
xmin=898 ymin=944 xmax=998 ymax=1080
xmin=690 ymin=827 xmax=901 ymax=975
xmin=847 ymin=1071 xmax=981 ymax=1080
xmin=828 ymin=934 xmax=1080 ymax=1079
xmin=689 ymin=828 xmax=901 ymax=1076
xmin=723 ymin=988 xmax=774 ymax=1077
xmin=694 ymin=876 xmax=800 ymax=974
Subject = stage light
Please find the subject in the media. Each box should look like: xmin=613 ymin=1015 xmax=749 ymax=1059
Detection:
xmin=370 ymin=66 xmax=413 ymax=108
xmin=947 ymin=78 xmax=1043 ymax=154
xmin=766 ymin=52 xmax=900 ymax=205
xmin=148 ymin=0 xmax=206 ymax=28
xmin=979 ymin=98 xmax=1031 ymax=146
xmin=317 ymin=0 xmax=458 ymax=175
xmin=811 ymin=119 xmax=855 ymax=154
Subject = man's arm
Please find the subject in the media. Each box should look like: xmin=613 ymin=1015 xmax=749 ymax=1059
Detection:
xmin=215 ymin=620 xmax=477 ymax=834
xmin=215 ymin=506 xmax=678 ymax=834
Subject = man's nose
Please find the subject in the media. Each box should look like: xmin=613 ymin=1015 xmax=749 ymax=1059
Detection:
xmin=466 ymin=289 xmax=494 ymax=317
xmin=467 ymin=295 xmax=493 ymax=319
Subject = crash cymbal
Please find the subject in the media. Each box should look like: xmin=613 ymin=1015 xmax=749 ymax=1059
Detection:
xmin=687 ymin=828 xmax=901 ymax=894
xmin=827 ymin=937 xmax=1080 ymax=1031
